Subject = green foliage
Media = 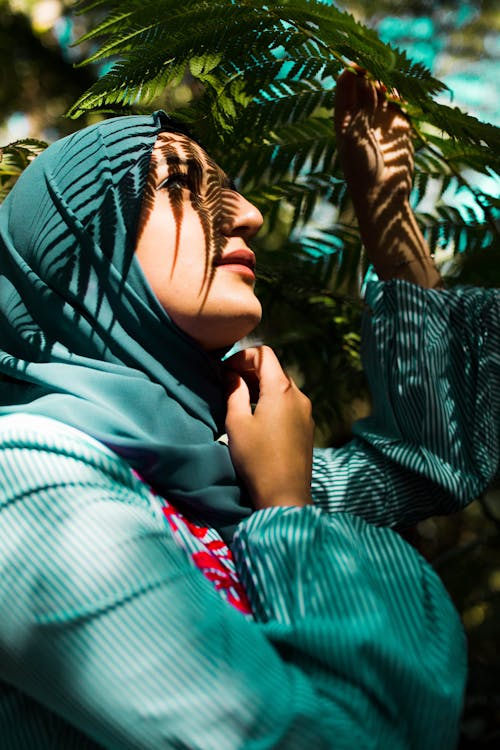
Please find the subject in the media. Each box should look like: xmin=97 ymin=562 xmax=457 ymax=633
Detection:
xmin=68 ymin=0 xmax=498 ymax=239
xmin=0 ymin=139 xmax=48 ymax=201
xmin=69 ymin=1 xmax=498 ymax=147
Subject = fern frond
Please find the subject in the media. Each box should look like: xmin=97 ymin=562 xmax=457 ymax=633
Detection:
xmin=0 ymin=139 xmax=48 ymax=201
xmin=70 ymin=1 xmax=450 ymax=128
xmin=68 ymin=0 xmax=498 ymax=214
xmin=418 ymin=206 xmax=496 ymax=256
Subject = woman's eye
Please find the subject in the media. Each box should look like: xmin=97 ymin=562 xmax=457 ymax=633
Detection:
xmin=159 ymin=173 xmax=190 ymax=191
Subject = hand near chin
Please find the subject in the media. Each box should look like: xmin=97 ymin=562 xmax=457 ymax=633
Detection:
xmin=334 ymin=67 xmax=414 ymax=215
xmin=224 ymin=346 xmax=314 ymax=510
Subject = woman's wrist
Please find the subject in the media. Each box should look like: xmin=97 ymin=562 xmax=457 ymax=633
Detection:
xmin=355 ymin=198 xmax=444 ymax=289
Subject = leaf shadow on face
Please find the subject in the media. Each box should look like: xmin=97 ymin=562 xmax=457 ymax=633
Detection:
xmin=135 ymin=133 xmax=241 ymax=312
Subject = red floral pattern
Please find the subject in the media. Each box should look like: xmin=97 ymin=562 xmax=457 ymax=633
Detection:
xmin=162 ymin=503 xmax=252 ymax=615
xmin=133 ymin=472 xmax=252 ymax=616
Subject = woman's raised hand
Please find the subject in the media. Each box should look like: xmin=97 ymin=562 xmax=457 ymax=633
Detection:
xmin=334 ymin=67 xmax=415 ymax=211
xmin=334 ymin=67 xmax=443 ymax=288
xmin=224 ymin=346 xmax=314 ymax=510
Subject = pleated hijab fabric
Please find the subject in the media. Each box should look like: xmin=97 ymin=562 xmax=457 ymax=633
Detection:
xmin=0 ymin=113 xmax=251 ymax=541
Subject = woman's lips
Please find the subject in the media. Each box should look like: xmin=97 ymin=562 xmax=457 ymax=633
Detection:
xmin=215 ymin=249 xmax=256 ymax=279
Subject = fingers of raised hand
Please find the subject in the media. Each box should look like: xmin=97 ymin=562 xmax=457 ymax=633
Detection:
xmin=335 ymin=67 xmax=411 ymax=138
xmin=334 ymin=68 xmax=378 ymax=137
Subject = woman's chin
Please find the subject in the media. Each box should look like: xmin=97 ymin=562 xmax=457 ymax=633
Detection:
xmin=207 ymin=312 xmax=262 ymax=351
xmin=170 ymin=297 xmax=262 ymax=351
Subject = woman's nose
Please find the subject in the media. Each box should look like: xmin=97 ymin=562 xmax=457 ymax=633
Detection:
xmin=221 ymin=193 xmax=264 ymax=240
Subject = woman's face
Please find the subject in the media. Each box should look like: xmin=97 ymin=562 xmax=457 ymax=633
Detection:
xmin=135 ymin=132 xmax=264 ymax=350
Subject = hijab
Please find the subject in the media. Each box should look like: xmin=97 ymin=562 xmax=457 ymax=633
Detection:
xmin=0 ymin=112 xmax=252 ymax=541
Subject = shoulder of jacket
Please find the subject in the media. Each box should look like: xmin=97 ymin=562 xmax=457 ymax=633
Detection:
xmin=0 ymin=413 xmax=139 ymax=491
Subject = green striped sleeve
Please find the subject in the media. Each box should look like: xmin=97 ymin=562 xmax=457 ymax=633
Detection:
xmin=312 ymin=280 xmax=500 ymax=527
xmin=234 ymin=507 xmax=466 ymax=750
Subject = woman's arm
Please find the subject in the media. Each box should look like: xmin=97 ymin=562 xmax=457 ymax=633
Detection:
xmin=312 ymin=279 xmax=500 ymax=526
xmin=0 ymin=416 xmax=465 ymax=749
xmin=335 ymin=69 xmax=443 ymax=289
xmin=310 ymin=71 xmax=500 ymax=527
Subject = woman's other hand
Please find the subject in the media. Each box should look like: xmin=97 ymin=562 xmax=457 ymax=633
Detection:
xmin=224 ymin=346 xmax=314 ymax=510
xmin=334 ymin=67 xmax=443 ymax=288
xmin=334 ymin=67 xmax=414 ymax=213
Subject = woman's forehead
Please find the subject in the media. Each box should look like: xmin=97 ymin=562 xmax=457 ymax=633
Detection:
xmin=152 ymin=131 xmax=205 ymax=161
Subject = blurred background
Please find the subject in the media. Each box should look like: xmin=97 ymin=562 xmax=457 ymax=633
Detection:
xmin=0 ymin=0 xmax=499 ymax=745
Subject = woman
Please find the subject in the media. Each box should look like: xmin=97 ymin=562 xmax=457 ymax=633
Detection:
xmin=0 ymin=71 xmax=498 ymax=748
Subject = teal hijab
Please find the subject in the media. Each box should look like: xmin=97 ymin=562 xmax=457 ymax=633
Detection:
xmin=0 ymin=112 xmax=252 ymax=541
